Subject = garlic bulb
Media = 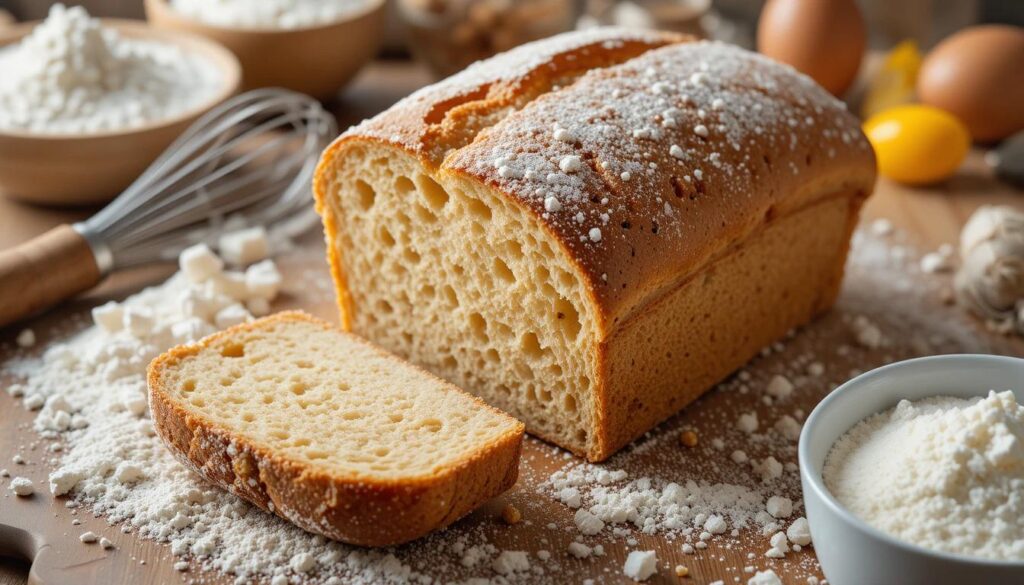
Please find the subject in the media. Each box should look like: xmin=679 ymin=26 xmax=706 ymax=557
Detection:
xmin=954 ymin=206 xmax=1024 ymax=334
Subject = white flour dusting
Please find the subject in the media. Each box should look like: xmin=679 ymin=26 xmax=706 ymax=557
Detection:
xmin=824 ymin=390 xmax=1024 ymax=561
xmin=7 ymin=248 xmax=435 ymax=584
xmin=169 ymin=0 xmax=374 ymax=29
xmin=0 ymin=4 xmax=222 ymax=134
xmin=0 ymin=225 xmax=1007 ymax=584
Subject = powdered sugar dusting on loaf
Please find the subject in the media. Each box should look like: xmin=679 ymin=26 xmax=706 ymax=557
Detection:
xmin=343 ymin=27 xmax=680 ymax=160
xmin=403 ymin=27 xmax=673 ymax=105
xmin=445 ymin=39 xmax=871 ymax=304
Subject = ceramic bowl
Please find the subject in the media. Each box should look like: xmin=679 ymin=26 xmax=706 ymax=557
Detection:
xmin=0 ymin=20 xmax=240 ymax=206
xmin=395 ymin=0 xmax=581 ymax=78
xmin=799 ymin=354 xmax=1024 ymax=585
xmin=144 ymin=0 xmax=385 ymax=100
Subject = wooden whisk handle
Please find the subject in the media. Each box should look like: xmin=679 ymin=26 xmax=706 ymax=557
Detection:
xmin=0 ymin=225 xmax=101 ymax=329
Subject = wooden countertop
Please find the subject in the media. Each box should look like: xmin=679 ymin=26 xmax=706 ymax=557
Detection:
xmin=0 ymin=58 xmax=1021 ymax=585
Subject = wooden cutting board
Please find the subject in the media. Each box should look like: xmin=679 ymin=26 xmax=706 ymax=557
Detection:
xmin=0 ymin=61 xmax=1022 ymax=585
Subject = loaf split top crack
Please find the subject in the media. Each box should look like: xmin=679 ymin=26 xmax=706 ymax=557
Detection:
xmin=314 ymin=28 xmax=876 ymax=461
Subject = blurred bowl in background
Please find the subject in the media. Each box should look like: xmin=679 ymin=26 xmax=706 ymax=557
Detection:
xmin=144 ymin=0 xmax=385 ymax=101
xmin=0 ymin=19 xmax=240 ymax=206
xmin=397 ymin=0 xmax=582 ymax=77
xmin=605 ymin=0 xmax=710 ymax=37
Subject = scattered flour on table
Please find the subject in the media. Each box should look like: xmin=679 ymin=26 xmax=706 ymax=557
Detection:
xmin=824 ymin=390 xmax=1024 ymax=561
xmin=0 ymin=4 xmax=222 ymax=134
xmin=6 ymin=246 xmax=433 ymax=584
xmin=169 ymin=0 xmax=374 ymax=29
xmin=0 ymin=225 xmax=1002 ymax=584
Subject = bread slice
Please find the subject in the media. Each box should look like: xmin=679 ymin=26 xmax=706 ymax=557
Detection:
xmin=147 ymin=311 xmax=525 ymax=547
xmin=313 ymin=29 xmax=875 ymax=462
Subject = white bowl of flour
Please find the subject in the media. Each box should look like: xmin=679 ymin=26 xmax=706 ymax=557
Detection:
xmin=0 ymin=5 xmax=240 ymax=204
xmin=800 ymin=354 xmax=1024 ymax=585
xmin=144 ymin=0 xmax=384 ymax=100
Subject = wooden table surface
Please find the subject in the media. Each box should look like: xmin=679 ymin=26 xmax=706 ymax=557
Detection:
xmin=0 ymin=58 xmax=1021 ymax=585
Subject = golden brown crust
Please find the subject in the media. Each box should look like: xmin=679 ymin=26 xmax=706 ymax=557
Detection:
xmin=147 ymin=311 xmax=525 ymax=546
xmin=592 ymin=193 xmax=864 ymax=459
xmin=331 ymin=28 xmax=685 ymax=166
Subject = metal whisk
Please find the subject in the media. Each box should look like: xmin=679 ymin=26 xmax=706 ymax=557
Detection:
xmin=0 ymin=89 xmax=337 ymax=327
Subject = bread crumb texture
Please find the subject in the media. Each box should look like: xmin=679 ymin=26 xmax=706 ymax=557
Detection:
xmin=148 ymin=311 xmax=524 ymax=546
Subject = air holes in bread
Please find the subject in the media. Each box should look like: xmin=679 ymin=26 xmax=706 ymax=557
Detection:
xmin=504 ymin=240 xmax=524 ymax=260
xmin=325 ymin=148 xmax=597 ymax=457
xmin=564 ymin=393 xmax=577 ymax=412
xmin=416 ymin=174 xmax=449 ymax=210
xmin=554 ymin=298 xmax=582 ymax=340
xmin=494 ymin=258 xmax=515 ymax=282
xmin=469 ymin=312 xmax=488 ymax=341
xmin=463 ymin=195 xmax=492 ymax=221
xmin=377 ymin=226 xmax=396 ymax=247
xmin=395 ymin=175 xmax=415 ymax=193
xmin=403 ymin=249 xmax=422 ymax=264
xmin=420 ymin=418 xmax=442 ymax=433
xmin=443 ymin=285 xmax=459 ymax=307
xmin=355 ymin=179 xmax=375 ymax=210
xmin=520 ymin=332 xmax=543 ymax=359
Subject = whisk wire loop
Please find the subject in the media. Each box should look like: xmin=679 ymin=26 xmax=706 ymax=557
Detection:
xmin=76 ymin=88 xmax=337 ymax=273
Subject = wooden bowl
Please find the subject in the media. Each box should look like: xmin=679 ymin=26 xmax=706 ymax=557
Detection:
xmin=144 ymin=0 xmax=386 ymax=100
xmin=0 ymin=20 xmax=240 ymax=206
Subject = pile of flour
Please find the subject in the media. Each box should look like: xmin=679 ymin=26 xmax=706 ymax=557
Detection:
xmin=824 ymin=390 xmax=1024 ymax=561
xmin=170 ymin=0 xmax=373 ymax=29
xmin=0 ymin=4 xmax=221 ymax=134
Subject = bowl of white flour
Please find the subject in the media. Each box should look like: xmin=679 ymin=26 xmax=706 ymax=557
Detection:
xmin=144 ymin=0 xmax=385 ymax=100
xmin=800 ymin=354 xmax=1024 ymax=585
xmin=0 ymin=5 xmax=240 ymax=205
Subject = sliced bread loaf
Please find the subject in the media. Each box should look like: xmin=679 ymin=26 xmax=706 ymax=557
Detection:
xmin=313 ymin=29 xmax=875 ymax=461
xmin=147 ymin=311 xmax=525 ymax=546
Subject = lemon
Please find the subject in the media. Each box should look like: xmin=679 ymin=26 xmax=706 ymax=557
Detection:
xmin=863 ymin=105 xmax=970 ymax=185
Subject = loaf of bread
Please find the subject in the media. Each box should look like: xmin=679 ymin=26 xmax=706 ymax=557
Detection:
xmin=147 ymin=311 xmax=524 ymax=546
xmin=313 ymin=29 xmax=876 ymax=461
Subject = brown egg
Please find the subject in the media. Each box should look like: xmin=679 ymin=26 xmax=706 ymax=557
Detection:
xmin=757 ymin=0 xmax=865 ymax=96
xmin=918 ymin=25 xmax=1024 ymax=142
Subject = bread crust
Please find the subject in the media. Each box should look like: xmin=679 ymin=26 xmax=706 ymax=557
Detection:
xmin=313 ymin=30 xmax=876 ymax=461
xmin=147 ymin=311 xmax=525 ymax=547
